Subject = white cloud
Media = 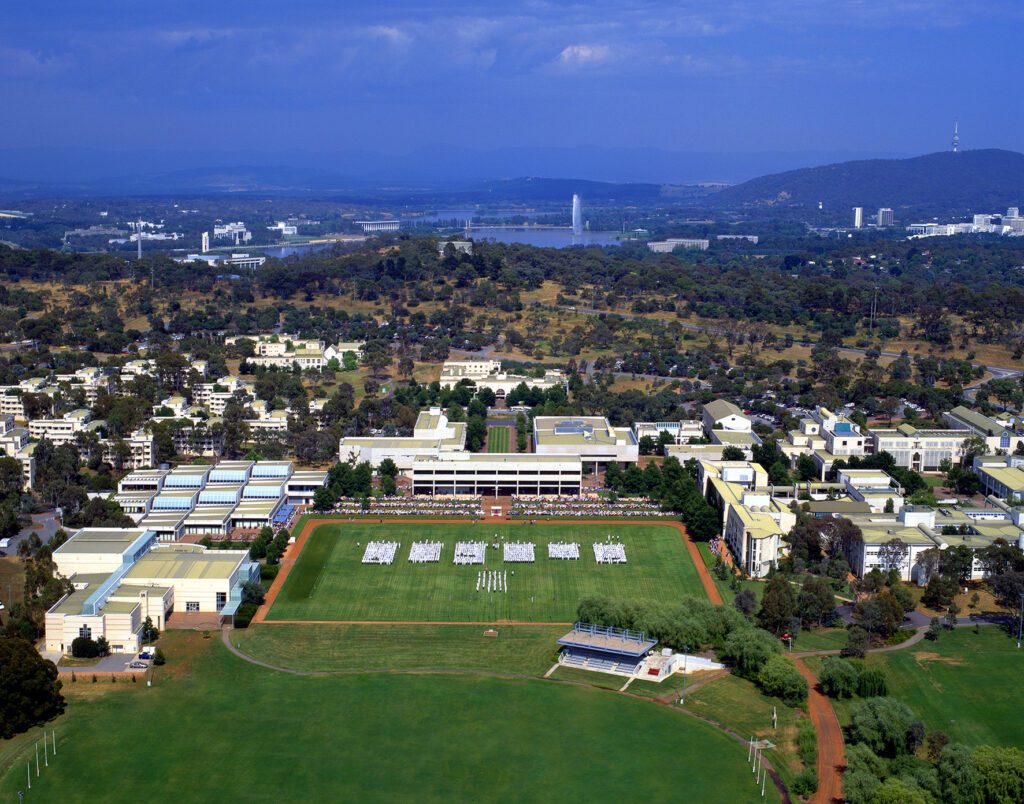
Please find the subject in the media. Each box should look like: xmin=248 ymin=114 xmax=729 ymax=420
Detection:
xmin=556 ymin=44 xmax=611 ymax=67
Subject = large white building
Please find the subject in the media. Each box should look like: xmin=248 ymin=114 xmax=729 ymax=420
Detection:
xmin=411 ymin=453 xmax=582 ymax=496
xmin=782 ymin=406 xmax=867 ymax=479
xmin=28 ymin=409 xmax=97 ymax=445
xmin=647 ymin=238 xmax=709 ymax=253
xmin=339 ymin=407 xmax=467 ymax=471
xmin=944 ymin=406 xmax=1024 ymax=454
xmin=532 ymin=416 xmax=639 ymax=469
xmin=0 ymin=414 xmax=35 ymax=488
xmin=869 ymin=424 xmax=969 ymax=472
xmin=439 ymin=360 xmax=566 ymax=398
xmin=45 ymin=528 xmax=259 ymax=655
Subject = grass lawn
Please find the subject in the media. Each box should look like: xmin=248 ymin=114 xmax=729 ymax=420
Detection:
xmin=686 ymin=673 xmax=807 ymax=792
xmin=0 ymin=556 xmax=24 ymax=607
xmin=826 ymin=627 xmax=1023 ymax=748
xmin=486 ymin=426 xmax=511 ymax=453
xmin=791 ymin=627 xmax=849 ymax=652
xmin=1 ymin=632 xmax=778 ymax=803
xmin=234 ymin=623 xmax=562 ymax=675
xmin=268 ymin=521 xmax=704 ymax=622
xmin=696 ymin=542 xmax=763 ymax=605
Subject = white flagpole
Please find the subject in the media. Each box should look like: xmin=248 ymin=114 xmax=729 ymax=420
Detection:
xmin=35 ymin=742 xmax=39 ymax=776
xmin=53 ymin=729 xmax=57 ymax=755
xmin=28 ymin=761 xmax=31 ymax=789
xmin=44 ymin=732 xmax=48 ymax=766
xmin=747 ymin=737 xmax=753 ymax=761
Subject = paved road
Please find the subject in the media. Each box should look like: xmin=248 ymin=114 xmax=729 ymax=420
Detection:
xmin=2 ymin=512 xmax=60 ymax=557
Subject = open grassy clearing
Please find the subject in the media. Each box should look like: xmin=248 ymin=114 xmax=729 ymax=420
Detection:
xmin=789 ymin=627 xmax=849 ymax=652
xmin=234 ymin=623 xmax=562 ymax=674
xmin=686 ymin=673 xmax=806 ymax=792
xmin=1 ymin=631 xmax=778 ymax=803
xmin=821 ymin=627 xmax=1023 ymax=748
xmin=269 ymin=521 xmax=704 ymax=622
xmin=696 ymin=542 xmax=764 ymax=605
xmin=486 ymin=425 xmax=511 ymax=453
xmin=0 ymin=556 xmax=25 ymax=606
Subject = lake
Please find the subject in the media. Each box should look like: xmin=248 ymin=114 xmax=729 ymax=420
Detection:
xmin=468 ymin=228 xmax=622 ymax=248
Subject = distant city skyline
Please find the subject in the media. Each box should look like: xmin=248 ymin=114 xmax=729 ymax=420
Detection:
xmin=0 ymin=1 xmax=1020 ymax=181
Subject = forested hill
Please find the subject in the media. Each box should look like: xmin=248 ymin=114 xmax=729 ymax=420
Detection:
xmin=710 ymin=149 xmax=1024 ymax=212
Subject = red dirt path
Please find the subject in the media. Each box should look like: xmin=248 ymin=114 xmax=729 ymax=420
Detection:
xmin=794 ymin=657 xmax=845 ymax=804
xmin=254 ymin=517 xmax=721 ymax=623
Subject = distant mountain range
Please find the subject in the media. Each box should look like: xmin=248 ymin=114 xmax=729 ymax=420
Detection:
xmin=0 ymin=144 xmax=907 ymax=192
xmin=0 ymin=148 xmax=1020 ymax=214
xmin=711 ymin=149 xmax=1024 ymax=212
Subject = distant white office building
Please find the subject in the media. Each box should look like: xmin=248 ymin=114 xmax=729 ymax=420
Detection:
xmin=356 ymin=220 xmax=400 ymax=233
xmin=853 ymin=207 xmax=863 ymax=228
xmin=877 ymin=208 xmax=894 ymax=227
xmin=213 ymin=222 xmax=252 ymax=244
xmin=439 ymin=360 xmax=565 ymax=399
xmin=648 ymin=239 xmax=710 ymax=253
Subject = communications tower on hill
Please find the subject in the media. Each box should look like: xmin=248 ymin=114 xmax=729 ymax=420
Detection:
xmin=952 ymin=120 xmax=960 ymax=153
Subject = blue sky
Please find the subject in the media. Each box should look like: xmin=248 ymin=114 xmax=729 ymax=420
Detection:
xmin=0 ymin=1 xmax=1019 ymax=173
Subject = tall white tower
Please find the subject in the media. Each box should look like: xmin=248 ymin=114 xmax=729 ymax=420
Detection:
xmin=201 ymin=231 xmax=210 ymax=254
xmin=952 ymin=120 xmax=960 ymax=153
xmin=853 ymin=207 xmax=863 ymax=229
xmin=571 ymin=194 xmax=583 ymax=236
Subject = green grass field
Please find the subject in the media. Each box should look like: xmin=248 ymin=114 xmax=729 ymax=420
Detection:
xmin=486 ymin=425 xmax=511 ymax=452
xmin=687 ymin=673 xmax=806 ymax=791
xmin=268 ymin=521 xmax=703 ymax=622
xmin=1 ymin=632 xmax=778 ymax=803
xmin=823 ymin=627 xmax=1022 ymax=748
xmin=235 ymin=623 xmax=563 ymax=674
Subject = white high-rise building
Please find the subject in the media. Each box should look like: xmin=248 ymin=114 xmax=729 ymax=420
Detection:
xmin=201 ymin=231 xmax=210 ymax=253
xmin=571 ymin=194 xmax=582 ymax=236
xmin=877 ymin=208 xmax=894 ymax=227
xmin=853 ymin=207 xmax=863 ymax=228
xmin=1007 ymin=207 xmax=1020 ymax=219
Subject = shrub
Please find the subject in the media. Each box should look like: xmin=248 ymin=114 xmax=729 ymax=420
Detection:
xmin=234 ymin=602 xmax=259 ymax=629
xmin=71 ymin=636 xmax=101 ymax=658
xmin=756 ymin=655 xmax=808 ymax=705
xmin=792 ymin=767 xmax=818 ymax=797
xmin=845 ymin=743 xmax=886 ymax=778
xmin=721 ymin=627 xmax=782 ymax=678
xmin=152 ymin=648 xmax=166 ymax=666
xmin=849 ymin=697 xmax=920 ymax=757
xmin=260 ymin=563 xmax=280 ymax=581
xmin=843 ymin=769 xmax=881 ymax=804
xmin=841 ymin=626 xmax=869 ymax=658
xmin=858 ymin=668 xmax=888 ymax=698
xmin=819 ymin=656 xmax=859 ymax=698
xmin=796 ymin=718 xmax=817 ymax=767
